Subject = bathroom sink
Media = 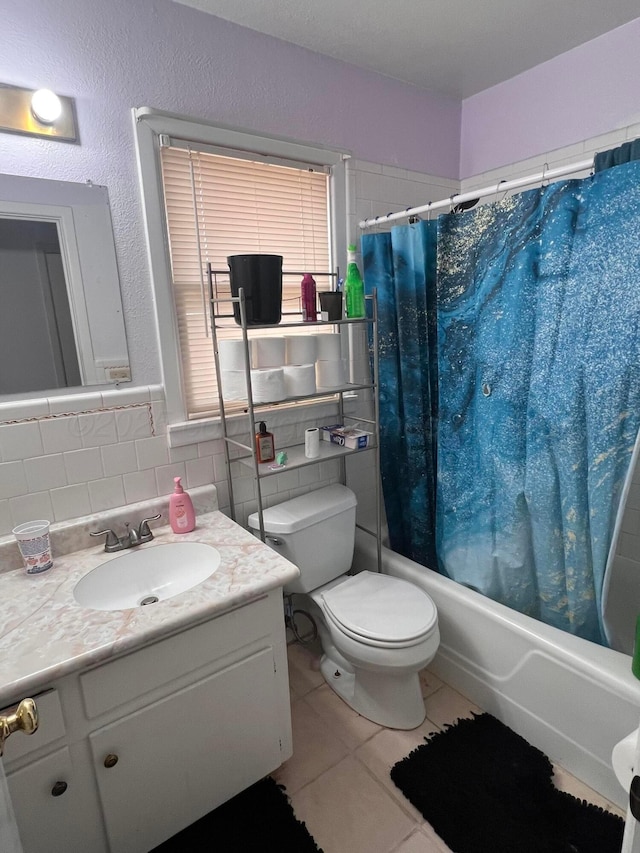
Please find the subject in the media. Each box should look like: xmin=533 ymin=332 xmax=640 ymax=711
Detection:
xmin=73 ymin=542 xmax=221 ymax=611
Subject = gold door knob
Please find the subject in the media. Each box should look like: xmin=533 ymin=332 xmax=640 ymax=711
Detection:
xmin=103 ymin=753 xmax=119 ymax=768
xmin=0 ymin=698 xmax=38 ymax=756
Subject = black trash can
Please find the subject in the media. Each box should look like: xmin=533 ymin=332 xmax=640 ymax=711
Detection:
xmin=227 ymin=254 xmax=283 ymax=325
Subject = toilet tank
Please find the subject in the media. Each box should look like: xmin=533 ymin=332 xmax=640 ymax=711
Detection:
xmin=247 ymin=484 xmax=357 ymax=594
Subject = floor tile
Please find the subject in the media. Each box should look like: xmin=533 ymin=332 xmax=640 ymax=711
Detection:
xmin=286 ymin=641 xmax=324 ymax=699
xmin=272 ymin=697 xmax=349 ymax=794
xmin=419 ymin=667 xmax=443 ymax=698
xmin=391 ymin=827 xmax=452 ymax=853
xmin=355 ymin=722 xmax=441 ymax=821
xmin=304 ymin=682 xmax=383 ymax=751
xmin=291 ymin=755 xmax=417 ymax=853
xmin=423 ymin=684 xmax=481 ymax=728
xmin=552 ymin=763 xmax=626 ymax=819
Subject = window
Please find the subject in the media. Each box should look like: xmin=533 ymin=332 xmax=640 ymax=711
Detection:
xmin=132 ymin=107 xmax=349 ymax=422
xmin=160 ymin=142 xmax=334 ymax=418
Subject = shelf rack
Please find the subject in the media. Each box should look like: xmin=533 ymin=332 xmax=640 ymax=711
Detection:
xmin=207 ymin=263 xmax=382 ymax=572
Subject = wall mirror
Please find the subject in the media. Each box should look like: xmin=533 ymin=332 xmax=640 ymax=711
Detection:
xmin=0 ymin=173 xmax=131 ymax=397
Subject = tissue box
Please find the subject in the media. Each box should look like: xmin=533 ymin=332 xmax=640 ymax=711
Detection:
xmin=320 ymin=424 xmax=343 ymax=441
xmin=327 ymin=427 xmax=371 ymax=450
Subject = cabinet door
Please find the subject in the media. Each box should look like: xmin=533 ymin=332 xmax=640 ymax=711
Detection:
xmin=7 ymin=747 xmax=107 ymax=853
xmin=90 ymin=646 xmax=284 ymax=853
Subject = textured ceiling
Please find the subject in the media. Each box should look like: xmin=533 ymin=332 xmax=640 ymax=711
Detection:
xmin=173 ymin=0 xmax=640 ymax=99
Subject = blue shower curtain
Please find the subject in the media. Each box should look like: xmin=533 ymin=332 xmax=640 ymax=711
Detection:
xmin=363 ymin=221 xmax=439 ymax=568
xmin=363 ymin=160 xmax=640 ymax=644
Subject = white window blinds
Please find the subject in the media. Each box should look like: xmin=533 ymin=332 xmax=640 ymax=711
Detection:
xmin=160 ymin=143 xmax=332 ymax=419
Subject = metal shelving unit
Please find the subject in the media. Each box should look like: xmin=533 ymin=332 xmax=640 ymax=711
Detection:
xmin=207 ymin=264 xmax=382 ymax=572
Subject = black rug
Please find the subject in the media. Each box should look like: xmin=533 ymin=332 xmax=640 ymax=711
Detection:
xmin=390 ymin=713 xmax=624 ymax=853
xmin=150 ymin=776 xmax=322 ymax=852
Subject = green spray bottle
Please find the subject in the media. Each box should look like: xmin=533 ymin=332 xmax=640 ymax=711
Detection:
xmin=344 ymin=244 xmax=365 ymax=319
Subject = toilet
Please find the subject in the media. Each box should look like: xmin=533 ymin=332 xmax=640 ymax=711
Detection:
xmin=248 ymin=484 xmax=440 ymax=730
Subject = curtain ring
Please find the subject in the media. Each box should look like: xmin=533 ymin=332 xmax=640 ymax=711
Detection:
xmin=494 ymin=179 xmax=507 ymax=203
xmin=426 ymin=201 xmax=433 ymax=221
xmin=449 ymin=194 xmax=456 ymax=214
xmin=541 ymin=162 xmax=549 ymax=187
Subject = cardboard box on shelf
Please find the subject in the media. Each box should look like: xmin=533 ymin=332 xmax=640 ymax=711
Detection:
xmin=321 ymin=425 xmax=371 ymax=450
xmin=320 ymin=424 xmax=343 ymax=441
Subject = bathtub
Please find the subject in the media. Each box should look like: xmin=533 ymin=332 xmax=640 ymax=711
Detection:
xmin=353 ymin=528 xmax=640 ymax=809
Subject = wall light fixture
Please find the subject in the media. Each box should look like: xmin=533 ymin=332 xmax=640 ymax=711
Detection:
xmin=0 ymin=83 xmax=78 ymax=143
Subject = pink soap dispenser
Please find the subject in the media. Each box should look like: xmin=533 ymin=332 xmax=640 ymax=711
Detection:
xmin=169 ymin=476 xmax=196 ymax=533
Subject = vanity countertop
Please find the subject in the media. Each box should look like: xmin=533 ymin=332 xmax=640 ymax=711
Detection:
xmin=0 ymin=510 xmax=299 ymax=708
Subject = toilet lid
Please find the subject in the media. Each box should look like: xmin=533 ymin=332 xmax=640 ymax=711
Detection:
xmin=320 ymin=572 xmax=437 ymax=644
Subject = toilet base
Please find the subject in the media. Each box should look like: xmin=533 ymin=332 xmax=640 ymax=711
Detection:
xmin=319 ymin=653 xmax=427 ymax=730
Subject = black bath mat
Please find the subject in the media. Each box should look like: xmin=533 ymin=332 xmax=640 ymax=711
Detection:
xmin=151 ymin=776 xmax=322 ymax=852
xmin=390 ymin=712 xmax=624 ymax=853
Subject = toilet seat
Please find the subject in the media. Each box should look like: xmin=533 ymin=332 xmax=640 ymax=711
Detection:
xmin=318 ymin=572 xmax=437 ymax=649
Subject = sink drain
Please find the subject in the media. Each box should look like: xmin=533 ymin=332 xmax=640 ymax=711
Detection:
xmin=139 ymin=595 xmax=159 ymax=606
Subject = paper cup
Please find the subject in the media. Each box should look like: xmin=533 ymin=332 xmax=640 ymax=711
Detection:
xmin=13 ymin=520 xmax=53 ymax=574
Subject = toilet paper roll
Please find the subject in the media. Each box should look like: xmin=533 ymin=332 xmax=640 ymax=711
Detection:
xmin=315 ymin=333 xmax=342 ymax=361
xmin=283 ymin=363 xmax=316 ymax=397
xmin=612 ymin=727 xmax=638 ymax=791
xmin=305 ymin=427 xmax=320 ymax=459
xmin=285 ymin=335 xmax=317 ymax=365
xmin=220 ymin=369 xmax=248 ymax=401
xmin=218 ymin=339 xmax=248 ymax=371
xmin=251 ymin=337 xmax=286 ymax=368
xmin=250 ymin=368 xmax=286 ymax=403
xmin=316 ymin=359 xmax=345 ymax=389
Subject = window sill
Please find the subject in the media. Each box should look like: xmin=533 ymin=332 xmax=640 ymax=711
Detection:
xmin=166 ymin=397 xmax=353 ymax=449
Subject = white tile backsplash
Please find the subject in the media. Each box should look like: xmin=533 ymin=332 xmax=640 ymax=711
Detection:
xmin=275 ymin=469 xmax=301 ymax=492
xmin=169 ymin=444 xmax=199 ymax=464
xmin=78 ymin=412 xmax=118 ymax=448
xmin=155 ymin=462 xmax=186 ymax=496
xmin=0 ymin=500 xmax=11 ymax=535
xmin=48 ymin=392 xmax=103 ymax=415
xmin=24 ymin=454 xmax=67 ymax=493
xmin=185 ymin=455 xmax=214 ymax=489
xmin=9 ymin=491 xmax=54 ymax=527
xmin=0 ymin=398 xmax=50 ymax=422
xmin=88 ymin=476 xmax=126 ymax=513
xmin=101 ymin=386 xmax=151 ymax=407
xmin=135 ymin=434 xmax=169 ymax=470
xmin=39 ymin=417 xmax=83 ymax=454
xmin=101 ymin=441 xmax=138 ymax=477
xmin=50 ymin=484 xmax=91 ymax=523
xmin=63 ymin=447 xmax=104 ymax=485
xmin=122 ymin=468 xmax=159 ymax=505
xmin=0 ymin=422 xmax=44 ymax=462
xmin=115 ymin=407 xmax=153 ymax=442
xmin=0 ymin=461 xmax=28 ymax=501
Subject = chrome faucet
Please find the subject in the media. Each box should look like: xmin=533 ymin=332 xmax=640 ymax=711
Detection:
xmin=90 ymin=514 xmax=161 ymax=553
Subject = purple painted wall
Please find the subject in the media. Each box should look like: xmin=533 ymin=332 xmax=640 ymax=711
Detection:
xmin=460 ymin=18 xmax=640 ymax=179
xmin=1 ymin=0 xmax=460 ymax=385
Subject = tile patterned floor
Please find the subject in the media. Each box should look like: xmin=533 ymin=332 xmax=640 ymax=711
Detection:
xmin=274 ymin=642 xmax=625 ymax=853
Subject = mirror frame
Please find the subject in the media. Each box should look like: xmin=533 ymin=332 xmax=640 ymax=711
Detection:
xmin=0 ymin=173 xmax=130 ymax=395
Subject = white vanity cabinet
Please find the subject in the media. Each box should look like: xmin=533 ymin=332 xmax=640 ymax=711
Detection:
xmin=3 ymin=589 xmax=292 ymax=853
xmin=2 ymin=690 xmax=107 ymax=852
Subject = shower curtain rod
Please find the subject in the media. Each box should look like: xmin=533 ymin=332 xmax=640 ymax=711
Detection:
xmin=359 ymin=157 xmax=594 ymax=230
